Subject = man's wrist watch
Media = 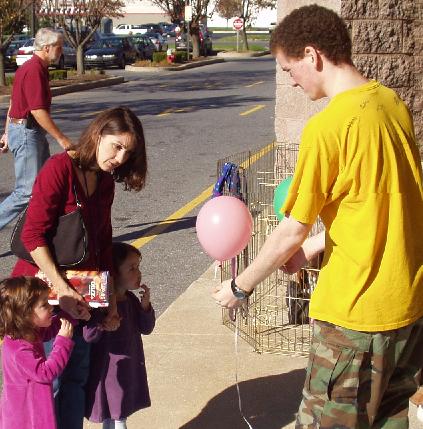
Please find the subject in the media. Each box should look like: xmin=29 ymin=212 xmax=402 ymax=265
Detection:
xmin=231 ymin=278 xmax=253 ymax=300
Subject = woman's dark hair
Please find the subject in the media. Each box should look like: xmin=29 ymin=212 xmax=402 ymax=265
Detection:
xmin=73 ymin=107 xmax=147 ymax=191
xmin=0 ymin=276 xmax=50 ymax=342
xmin=270 ymin=4 xmax=353 ymax=65
xmin=112 ymin=242 xmax=141 ymax=274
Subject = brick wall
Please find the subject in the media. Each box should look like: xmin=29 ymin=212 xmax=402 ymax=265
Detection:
xmin=342 ymin=0 xmax=423 ymax=155
xmin=274 ymin=0 xmax=422 ymax=156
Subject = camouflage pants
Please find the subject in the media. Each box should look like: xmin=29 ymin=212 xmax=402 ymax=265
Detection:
xmin=296 ymin=317 xmax=423 ymax=428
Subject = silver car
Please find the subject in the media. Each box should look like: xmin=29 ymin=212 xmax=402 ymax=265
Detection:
xmin=144 ymin=32 xmax=167 ymax=52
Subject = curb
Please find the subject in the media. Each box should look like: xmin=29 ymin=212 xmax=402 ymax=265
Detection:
xmin=217 ymin=50 xmax=271 ymax=59
xmin=0 ymin=75 xmax=125 ymax=104
xmin=125 ymin=57 xmax=225 ymax=73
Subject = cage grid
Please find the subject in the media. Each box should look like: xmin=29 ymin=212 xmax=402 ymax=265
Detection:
xmin=217 ymin=142 xmax=323 ymax=355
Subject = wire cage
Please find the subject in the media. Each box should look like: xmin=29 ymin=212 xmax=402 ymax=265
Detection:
xmin=218 ymin=142 xmax=323 ymax=355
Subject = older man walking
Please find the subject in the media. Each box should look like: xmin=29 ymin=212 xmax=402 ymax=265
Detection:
xmin=0 ymin=27 xmax=73 ymax=230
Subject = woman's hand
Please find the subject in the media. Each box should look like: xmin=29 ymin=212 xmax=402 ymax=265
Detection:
xmin=58 ymin=286 xmax=91 ymax=321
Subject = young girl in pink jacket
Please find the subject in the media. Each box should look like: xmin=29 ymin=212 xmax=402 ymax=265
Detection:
xmin=0 ymin=276 xmax=74 ymax=429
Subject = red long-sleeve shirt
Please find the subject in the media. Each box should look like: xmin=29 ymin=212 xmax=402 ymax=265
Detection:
xmin=12 ymin=152 xmax=115 ymax=277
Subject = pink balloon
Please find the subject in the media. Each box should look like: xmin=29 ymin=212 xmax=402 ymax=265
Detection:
xmin=196 ymin=196 xmax=253 ymax=261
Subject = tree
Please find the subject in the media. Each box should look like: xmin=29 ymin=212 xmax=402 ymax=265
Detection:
xmin=215 ymin=0 xmax=275 ymax=50
xmin=0 ymin=0 xmax=32 ymax=86
xmin=38 ymin=0 xmax=125 ymax=74
xmin=150 ymin=0 xmax=212 ymax=58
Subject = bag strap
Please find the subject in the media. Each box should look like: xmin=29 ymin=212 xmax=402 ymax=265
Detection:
xmin=73 ymin=184 xmax=82 ymax=208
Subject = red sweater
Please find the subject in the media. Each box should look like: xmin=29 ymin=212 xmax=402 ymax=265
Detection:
xmin=12 ymin=152 xmax=115 ymax=277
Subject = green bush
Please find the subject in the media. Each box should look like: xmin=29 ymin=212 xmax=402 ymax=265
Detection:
xmin=153 ymin=51 xmax=167 ymax=63
xmin=49 ymin=69 xmax=67 ymax=81
xmin=174 ymin=51 xmax=190 ymax=63
xmin=5 ymin=76 xmax=14 ymax=86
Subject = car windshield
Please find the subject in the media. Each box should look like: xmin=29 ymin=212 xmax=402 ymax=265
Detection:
xmin=93 ymin=38 xmax=122 ymax=49
xmin=22 ymin=38 xmax=34 ymax=47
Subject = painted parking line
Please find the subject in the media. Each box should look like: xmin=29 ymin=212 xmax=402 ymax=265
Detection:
xmin=157 ymin=107 xmax=193 ymax=117
xmin=131 ymin=141 xmax=275 ymax=249
xmin=245 ymin=81 xmax=264 ymax=88
xmin=240 ymin=104 xmax=266 ymax=116
xmin=157 ymin=109 xmax=173 ymax=117
xmin=80 ymin=110 xmax=104 ymax=118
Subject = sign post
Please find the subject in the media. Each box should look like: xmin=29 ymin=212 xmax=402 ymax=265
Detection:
xmin=232 ymin=17 xmax=244 ymax=52
xmin=185 ymin=4 xmax=192 ymax=61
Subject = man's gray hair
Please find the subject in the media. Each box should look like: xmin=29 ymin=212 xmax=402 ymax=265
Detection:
xmin=34 ymin=28 xmax=62 ymax=50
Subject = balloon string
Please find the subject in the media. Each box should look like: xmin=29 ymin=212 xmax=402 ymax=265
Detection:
xmin=235 ymin=311 xmax=254 ymax=429
xmin=231 ymin=256 xmax=237 ymax=279
xmin=231 ymin=256 xmax=254 ymax=428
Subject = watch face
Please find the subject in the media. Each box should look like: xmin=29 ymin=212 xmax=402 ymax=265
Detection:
xmin=233 ymin=289 xmax=246 ymax=299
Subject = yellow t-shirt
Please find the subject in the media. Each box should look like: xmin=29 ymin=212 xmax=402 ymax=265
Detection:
xmin=282 ymin=80 xmax=423 ymax=331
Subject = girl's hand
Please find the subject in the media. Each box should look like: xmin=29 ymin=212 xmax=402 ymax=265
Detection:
xmin=101 ymin=294 xmax=121 ymax=331
xmin=58 ymin=287 xmax=91 ymax=321
xmin=140 ymin=284 xmax=151 ymax=311
xmin=58 ymin=318 xmax=74 ymax=338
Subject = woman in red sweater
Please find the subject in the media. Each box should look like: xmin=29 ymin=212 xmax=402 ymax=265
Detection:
xmin=12 ymin=106 xmax=147 ymax=429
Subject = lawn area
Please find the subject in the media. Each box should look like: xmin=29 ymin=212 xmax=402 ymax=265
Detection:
xmin=213 ymin=34 xmax=269 ymax=52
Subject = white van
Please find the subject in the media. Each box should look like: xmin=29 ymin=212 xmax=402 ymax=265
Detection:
xmin=113 ymin=24 xmax=148 ymax=35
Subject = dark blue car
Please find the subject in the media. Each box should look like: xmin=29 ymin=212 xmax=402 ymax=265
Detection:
xmin=84 ymin=36 xmax=139 ymax=69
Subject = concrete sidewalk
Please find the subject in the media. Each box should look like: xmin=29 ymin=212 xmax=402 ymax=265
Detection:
xmin=84 ymin=265 xmax=421 ymax=429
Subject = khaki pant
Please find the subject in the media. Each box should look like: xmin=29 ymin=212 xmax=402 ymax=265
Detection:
xmin=296 ymin=317 xmax=423 ymax=428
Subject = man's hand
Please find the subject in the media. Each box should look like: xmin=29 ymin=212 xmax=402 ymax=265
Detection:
xmin=0 ymin=133 xmax=8 ymax=153
xmin=57 ymin=136 xmax=73 ymax=151
xmin=212 ymin=279 xmax=245 ymax=310
xmin=280 ymin=247 xmax=308 ymax=274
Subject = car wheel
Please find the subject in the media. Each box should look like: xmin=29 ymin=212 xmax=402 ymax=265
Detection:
xmin=56 ymin=55 xmax=65 ymax=69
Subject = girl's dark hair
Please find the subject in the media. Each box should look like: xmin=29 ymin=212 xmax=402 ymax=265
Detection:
xmin=0 ymin=277 xmax=50 ymax=342
xmin=112 ymin=242 xmax=141 ymax=274
xmin=73 ymin=107 xmax=147 ymax=192
xmin=270 ymin=4 xmax=353 ymax=65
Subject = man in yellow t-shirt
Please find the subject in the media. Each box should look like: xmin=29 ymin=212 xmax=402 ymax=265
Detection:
xmin=213 ymin=5 xmax=423 ymax=428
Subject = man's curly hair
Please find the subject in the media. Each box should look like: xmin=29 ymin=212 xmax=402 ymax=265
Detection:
xmin=270 ymin=4 xmax=352 ymax=65
xmin=0 ymin=276 xmax=50 ymax=342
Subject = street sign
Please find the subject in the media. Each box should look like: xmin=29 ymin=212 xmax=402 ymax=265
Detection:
xmin=185 ymin=5 xmax=192 ymax=21
xmin=233 ymin=17 xmax=244 ymax=31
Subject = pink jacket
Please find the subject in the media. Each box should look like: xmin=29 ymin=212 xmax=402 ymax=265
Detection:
xmin=0 ymin=318 xmax=74 ymax=429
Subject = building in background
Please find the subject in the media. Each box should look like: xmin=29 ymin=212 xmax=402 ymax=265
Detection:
xmin=113 ymin=0 xmax=276 ymax=29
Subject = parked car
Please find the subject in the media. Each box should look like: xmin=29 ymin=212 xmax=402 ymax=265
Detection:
xmin=269 ymin=22 xmax=276 ymax=33
xmin=163 ymin=23 xmax=178 ymax=38
xmin=16 ymin=38 xmax=35 ymax=67
xmin=144 ymin=32 xmax=167 ymax=51
xmin=84 ymin=36 xmax=139 ymax=68
xmin=5 ymin=40 xmax=26 ymax=69
xmin=143 ymin=23 xmax=163 ymax=34
xmin=113 ymin=24 xmax=148 ymax=35
xmin=175 ymin=29 xmax=212 ymax=55
xmin=130 ymin=35 xmax=156 ymax=60
xmin=15 ymin=37 xmax=76 ymax=69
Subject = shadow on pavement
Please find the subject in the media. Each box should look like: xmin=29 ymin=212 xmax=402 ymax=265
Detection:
xmin=180 ymin=368 xmax=305 ymax=429
xmin=114 ymin=216 xmax=196 ymax=242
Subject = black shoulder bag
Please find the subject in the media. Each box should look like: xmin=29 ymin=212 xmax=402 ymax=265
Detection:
xmin=10 ymin=184 xmax=89 ymax=268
